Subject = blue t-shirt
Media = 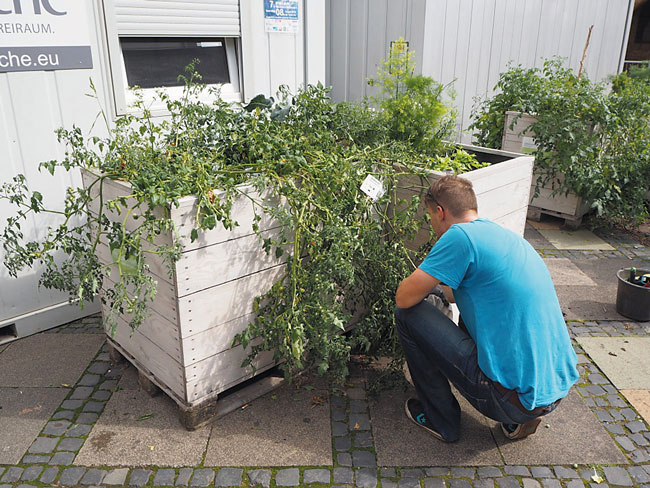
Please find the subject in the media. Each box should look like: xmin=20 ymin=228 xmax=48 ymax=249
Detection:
xmin=419 ymin=218 xmax=578 ymax=409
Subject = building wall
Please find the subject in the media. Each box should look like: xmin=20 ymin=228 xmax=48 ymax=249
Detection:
xmin=327 ymin=0 xmax=634 ymax=143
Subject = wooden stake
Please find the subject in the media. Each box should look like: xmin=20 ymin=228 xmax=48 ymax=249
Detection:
xmin=578 ymin=25 xmax=594 ymax=79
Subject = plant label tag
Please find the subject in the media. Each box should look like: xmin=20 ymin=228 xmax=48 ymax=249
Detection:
xmin=521 ymin=136 xmax=537 ymax=154
xmin=360 ymin=175 xmax=385 ymax=201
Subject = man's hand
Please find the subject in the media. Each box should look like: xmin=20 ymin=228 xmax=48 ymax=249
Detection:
xmin=395 ymin=269 xmax=441 ymax=309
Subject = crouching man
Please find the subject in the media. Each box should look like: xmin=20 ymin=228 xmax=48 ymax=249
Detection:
xmin=395 ymin=175 xmax=578 ymax=442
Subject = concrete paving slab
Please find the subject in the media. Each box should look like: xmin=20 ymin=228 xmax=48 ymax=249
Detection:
xmin=369 ymin=386 xmax=502 ymax=466
xmin=554 ymin=257 xmax=638 ymax=320
xmin=0 ymin=387 xmax=68 ymax=464
xmin=493 ymin=389 xmax=627 ymax=465
xmin=620 ymin=390 xmax=650 ymax=425
xmin=0 ymin=334 xmax=105 ymax=387
xmin=577 ymin=337 xmax=650 ymax=389
xmin=0 ymin=343 xmax=9 ymax=354
xmin=74 ymin=389 xmax=209 ymax=467
xmin=204 ymin=382 xmax=332 ymax=466
xmin=536 ymin=229 xmax=615 ymax=250
xmin=525 ymin=226 xmax=554 ymax=249
xmin=543 ymin=258 xmax=597 ymax=286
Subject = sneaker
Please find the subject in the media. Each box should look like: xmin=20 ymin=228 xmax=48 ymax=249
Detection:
xmin=500 ymin=417 xmax=542 ymax=440
xmin=404 ymin=398 xmax=446 ymax=442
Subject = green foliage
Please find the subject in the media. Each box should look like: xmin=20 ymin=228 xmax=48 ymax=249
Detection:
xmin=367 ymin=38 xmax=456 ymax=155
xmin=1 ymin=63 xmax=480 ymax=384
xmin=470 ymin=57 xmax=650 ymax=225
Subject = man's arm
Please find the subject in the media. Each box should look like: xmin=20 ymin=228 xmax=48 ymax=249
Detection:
xmin=395 ymin=268 xmax=441 ymax=309
xmin=441 ymin=285 xmax=455 ymax=303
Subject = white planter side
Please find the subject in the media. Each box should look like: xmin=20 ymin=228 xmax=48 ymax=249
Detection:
xmin=81 ymin=169 xmax=284 ymax=409
xmin=502 ymin=111 xmax=591 ymax=222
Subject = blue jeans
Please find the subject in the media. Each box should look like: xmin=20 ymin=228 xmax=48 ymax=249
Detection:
xmin=395 ymin=301 xmax=558 ymax=442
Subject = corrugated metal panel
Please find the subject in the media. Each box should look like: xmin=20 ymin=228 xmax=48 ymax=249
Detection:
xmin=113 ymin=0 xmax=241 ymax=37
xmin=328 ymin=0 xmax=634 ymax=143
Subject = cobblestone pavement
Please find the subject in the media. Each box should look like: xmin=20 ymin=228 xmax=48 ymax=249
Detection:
xmin=1 ymin=229 xmax=650 ymax=487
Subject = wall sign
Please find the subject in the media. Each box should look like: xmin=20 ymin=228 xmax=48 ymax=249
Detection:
xmin=264 ymin=0 xmax=299 ymax=34
xmin=0 ymin=0 xmax=93 ymax=72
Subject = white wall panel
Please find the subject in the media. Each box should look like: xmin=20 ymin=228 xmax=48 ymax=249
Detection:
xmin=328 ymin=0 xmax=634 ymax=144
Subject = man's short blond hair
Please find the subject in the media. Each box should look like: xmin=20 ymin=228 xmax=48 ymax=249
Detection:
xmin=425 ymin=175 xmax=478 ymax=217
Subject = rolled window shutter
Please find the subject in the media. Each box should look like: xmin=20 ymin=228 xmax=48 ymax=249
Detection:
xmin=113 ymin=0 xmax=241 ymax=37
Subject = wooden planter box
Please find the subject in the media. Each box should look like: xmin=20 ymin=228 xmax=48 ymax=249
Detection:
xmin=81 ymin=169 xmax=287 ymax=429
xmin=397 ymin=144 xmax=534 ymax=251
xmin=502 ymin=111 xmax=590 ymax=228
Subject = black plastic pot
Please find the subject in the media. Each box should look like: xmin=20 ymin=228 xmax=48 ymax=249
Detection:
xmin=616 ymin=268 xmax=650 ymax=321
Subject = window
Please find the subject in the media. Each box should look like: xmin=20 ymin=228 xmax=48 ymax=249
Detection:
xmin=104 ymin=0 xmax=242 ymax=114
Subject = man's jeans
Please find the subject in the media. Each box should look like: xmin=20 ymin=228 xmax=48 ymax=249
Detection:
xmin=395 ymin=301 xmax=558 ymax=442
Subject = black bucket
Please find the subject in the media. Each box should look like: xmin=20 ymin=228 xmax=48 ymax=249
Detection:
xmin=616 ymin=268 xmax=650 ymax=321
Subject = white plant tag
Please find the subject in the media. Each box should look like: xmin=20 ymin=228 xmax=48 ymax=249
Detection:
xmin=521 ymin=136 xmax=537 ymax=154
xmin=360 ymin=175 xmax=385 ymax=201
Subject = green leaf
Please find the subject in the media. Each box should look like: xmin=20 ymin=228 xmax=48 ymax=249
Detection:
xmin=190 ymin=228 xmax=199 ymax=242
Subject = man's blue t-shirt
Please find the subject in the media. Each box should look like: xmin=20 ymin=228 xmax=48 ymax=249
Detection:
xmin=419 ymin=218 xmax=578 ymax=410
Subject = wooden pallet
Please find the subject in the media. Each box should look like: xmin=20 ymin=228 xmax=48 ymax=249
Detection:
xmin=107 ymin=338 xmax=285 ymax=430
xmin=527 ymin=205 xmax=583 ymax=230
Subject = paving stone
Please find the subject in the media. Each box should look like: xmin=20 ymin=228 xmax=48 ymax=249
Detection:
xmin=496 ymin=477 xmax=521 ymax=488
xmin=214 ymin=468 xmax=242 ymax=487
xmin=304 ymin=469 xmax=330 ymax=484
xmin=451 ymin=468 xmax=475 ymax=479
xmin=630 ymin=433 xmax=649 ymax=446
xmin=541 ymin=480 xmax=561 ymax=488
xmin=71 ymin=386 xmax=94 ymax=400
xmin=610 ymin=410 xmax=625 ymax=421
xmin=352 ymin=449 xmax=376 ymax=467
xmin=65 ymin=423 xmax=92 ymax=436
xmin=621 ymin=408 xmax=637 ymax=420
xmin=397 ymin=478 xmax=420 ymax=488
xmin=99 ymin=380 xmax=118 ymax=390
xmin=630 ymin=449 xmax=650 ymax=462
xmin=0 ymin=484 xmax=10 ymax=488
xmin=478 ymin=467 xmax=503 ymax=478
xmin=175 ymin=468 xmax=193 ymax=486
xmin=78 ymin=374 xmax=101 ymax=386
xmin=92 ymin=390 xmax=112 ymax=401
xmin=426 ymin=468 xmax=450 ymax=477
xmin=449 ymin=480 xmax=472 ymax=488
xmin=88 ymin=362 xmax=110 ymax=374
xmin=83 ymin=400 xmax=104 ymax=412
xmin=607 ymin=395 xmax=627 ymax=407
xmin=39 ymin=467 xmax=59 ymax=484
xmin=275 ymin=468 xmax=300 ymax=487
xmin=1 ymin=468 xmax=22 ymax=483
xmin=103 ymin=468 xmax=129 ymax=486
xmin=402 ymin=469 xmax=425 ymax=479
xmin=475 ymin=480 xmax=496 ymax=488
xmin=382 ymin=481 xmax=398 ymax=488
xmin=81 ymin=469 xmax=107 ymax=485
xmin=554 ymin=467 xmax=580 ymax=479
xmin=333 ymin=421 xmax=348 ymax=436
xmin=49 ymin=451 xmax=75 ymax=465
xmin=52 ymin=410 xmax=75 ymax=420
xmin=603 ymin=467 xmax=633 ymax=486
xmin=191 ymin=468 xmax=215 ymax=487
xmin=626 ymin=420 xmax=647 ymax=433
xmin=522 ymin=480 xmax=541 ymax=488
xmin=355 ymin=431 xmax=373 ymax=448
xmin=332 ymin=408 xmax=347 ymax=422
xmin=76 ymin=412 xmax=99 ymax=425
xmin=349 ymin=413 xmax=371 ymax=431
xmin=565 ymin=480 xmax=584 ymax=488
xmin=335 ymin=436 xmax=352 ymax=451
xmin=61 ymin=399 xmax=84 ymax=409
xmin=503 ymin=467 xmax=530 ymax=478
xmin=334 ymin=468 xmax=354 ymax=484
xmin=43 ymin=419 xmax=71 ymax=435
xmin=628 ymin=467 xmax=650 ymax=484
xmin=59 ymin=467 xmax=86 ymax=485
xmin=347 ymin=388 xmax=365 ymax=400
xmin=615 ymin=436 xmax=636 ymax=451
xmin=331 ymin=395 xmax=346 ymax=408
xmin=350 ymin=400 xmax=367 ymax=413
xmin=130 ymin=469 xmax=152 ymax=486
xmin=530 ymin=468 xmax=554 ymax=479
xmin=20 ymin=466 xmax=43 ymax=481
xmin=22 ymin=454 xmax=51 ymax=464
xmin=338 ymin=452 xmax=352 ymax=466
xmin=355 ymin=468 xmax=377 ymax=488
xmin=248 ymin=469 xmax=272 ymax=488
xmin=594 ymin=409 xmax=614 ymax=422
xmin=424 ymin=480 xmax=446 ymax=488
xmin=28 ymin=436 xmax=58 ymax=454
xmin=152 ymin=469 xmax=176 ymax=486
xmin=585 ymin=385 xmax=606 ymax=396
xmin=605 ymin=424 xmax=626 ymax=435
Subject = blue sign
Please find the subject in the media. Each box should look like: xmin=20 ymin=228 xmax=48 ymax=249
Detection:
xmin=264 ymin=0 xmax=298 ymax=20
